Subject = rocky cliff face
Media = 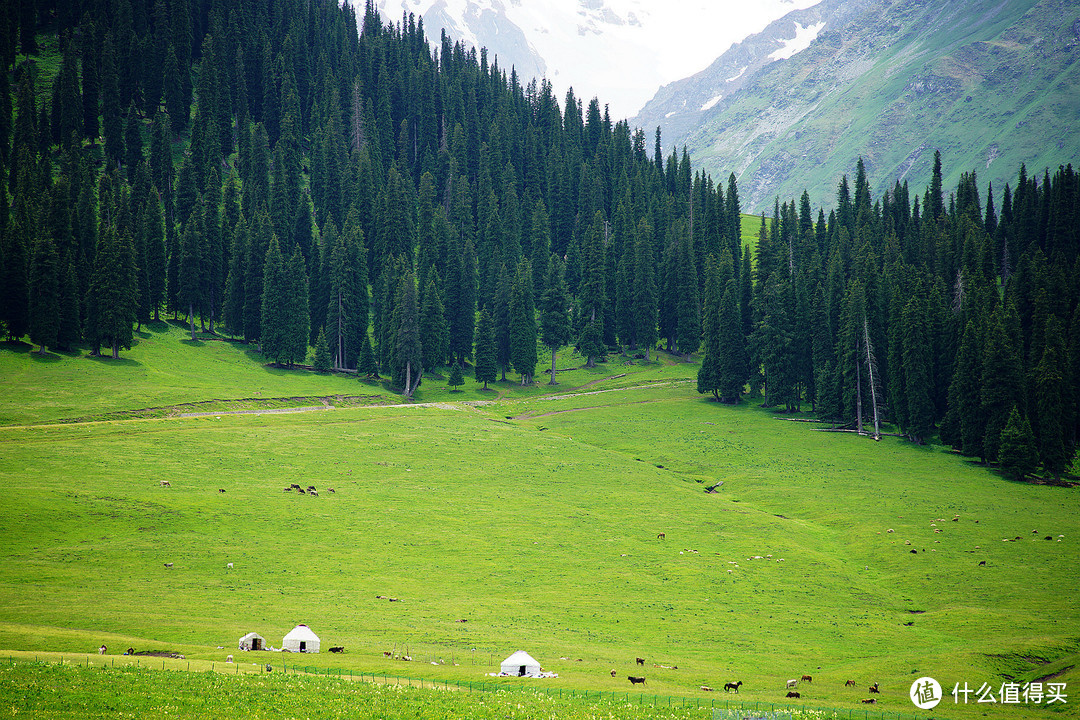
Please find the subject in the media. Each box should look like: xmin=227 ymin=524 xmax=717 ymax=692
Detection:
xmin=634 ymin=0 xmax=1080 ymax=211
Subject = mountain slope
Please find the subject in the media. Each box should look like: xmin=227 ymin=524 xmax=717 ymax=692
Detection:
xmin=376 ymin=0 xmax=821 ymax=119
xmin=635 ymin=0 xmax=1080 ymax=211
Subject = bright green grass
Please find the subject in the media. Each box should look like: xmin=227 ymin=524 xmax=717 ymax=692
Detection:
xmin=0 ymin=327 xmax=1077 ymax=720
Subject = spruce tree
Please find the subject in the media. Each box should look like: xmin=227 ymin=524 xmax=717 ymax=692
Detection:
xmin=56 ymin=254 xmax=81 ymax=350
xmin=998 ymin=405 xmax=1038 ymax=481
xmin=28 ymin=231 xmax=60 ymax=353
xmin=260 ymin=235 xmax=286 ymax=362
xmin=540 ymin=254 xmax=572 ymax=385
xmin=392 ymin=269 xmax=422 ymax=398
xmin=632 ymin=219 xmax=658 ymax=362
xmin=509 ymin=260 xmax=537 ymax=385
xmin=313 ymin=326 xmax=331 ymax=371
xmin=448 ymin=362 xmax=464 ymax=391
xmin=178 ymin=220 xmax=202 ymax=341
xmin=357 ymin=331 xmax=378 ymax=378
xmin=1033 ymin=316 xmax=1070 ymax=478
xmin=980 ymin=304 xmax=1023 ymax=463
xmin=901 ymin=292 xmax=935 ymax=443
xmin=717 ymin=279 xmax=747 ymax=403
xmin=419 ymin=266 xmax=449 ymax=371
xmin=283 ymin=246 xmax=310 ymax=367
xmin=474 ymin=307 xmax=497 ymax=390
xmin=86 ymin=224 xmax=137 ymax=358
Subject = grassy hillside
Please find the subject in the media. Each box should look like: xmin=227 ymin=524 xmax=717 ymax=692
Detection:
xmin=0 ymin=327 xmax=1077 ymax=719
xmin=644 ymin=0 xmax=1080 ymax=211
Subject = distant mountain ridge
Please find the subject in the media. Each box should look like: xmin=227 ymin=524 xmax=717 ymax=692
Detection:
xmin=634 ymin=0 xmax=1080 ymax=211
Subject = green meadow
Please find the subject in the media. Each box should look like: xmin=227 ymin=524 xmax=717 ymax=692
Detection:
xmin=0 ymin=321 xmax=1077 ymax=719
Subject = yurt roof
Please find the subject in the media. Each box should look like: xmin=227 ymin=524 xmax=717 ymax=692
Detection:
xmin=239 ymin=631 xmax=264 ymax=640
xmin=502 ymin=650 xmax=540 ymax=666
xmin=284 ymin=624 xmax=319 ymax=641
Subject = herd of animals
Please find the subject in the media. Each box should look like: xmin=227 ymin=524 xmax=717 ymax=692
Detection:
xmin=623 ymin=664 xmax=883 ymax=704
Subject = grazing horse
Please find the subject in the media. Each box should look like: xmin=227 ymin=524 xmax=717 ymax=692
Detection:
xmin=869 ymin=683 xmax=880 ymax=694
xmin=628 ymin=676 xmax=646 ymax=685
xmin=657 ymin=532 xmax=665 ymax=540
xmin=636 ymin=657 xmax=645 ymax=665
xmin=786 ymin=691 xmax=800 ymax=699
xmin=328 ymin=646 xmax=344 ymax=653
xmin=861 ymin=698 xmax=877 ymax=704
xmin=98 ymin=645 xmax=107 ymax=655
xmin=159 ymin=480 xmax=171 ymax=487
xmin=801 ymin=675 xmax=813 ymax=683
xmin=724 ymin=680 xmax=742 ymax=693
xmin=845 ymin=680 xmax=856 ymax=687
xmin=786 ymin=679 xmax=798 ymax=689
xmin=218 ymin=488 xmax=226 ymax=493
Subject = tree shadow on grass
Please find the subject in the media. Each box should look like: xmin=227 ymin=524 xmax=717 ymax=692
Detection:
xmin=1 ymin=340 xmax=34 ymax=354
xmin=180 ymin=338 xmax=206 ymax=348
xmin=84 ymin=354 xmax=141 ymax=367
xmin=27 ymin=349 xmax=63 ymax=363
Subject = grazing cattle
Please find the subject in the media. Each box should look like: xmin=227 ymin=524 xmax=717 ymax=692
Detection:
xmin=284 ymin=486 xmax=292 ymax=492
xmin=310 ymin=490 xmax=319 ymax=497
xmin=383 ymin=651 xmax=393 ymax=657
xmin=124 ymin=648 xmax=134 ymax=656
xmin=159 ymin=480 xmax=171 ymax=487
xmin=328 ymin=646 xmax=344 ymax=653
xmin=636 ymin=657 xmax=645 ymax=665
xmin=801 ymin=675 xmax=813 ymax=683
xmin=164 ymin=562 xmax=173 ymax=568
xmin=724 ymin=680 xmax=742 ymax=693
xmin=297 ymin=488 xmax=306 ymax=494
xmin=98 ymin=645 xmax=107 ymax=655
xmin=786 ymin=679 xmax=798 ymax=689
xmin=328 ymin=488 xmax=335 ymax=493
xmin=628 ymin=676 xmax=646 ymax=686
xmin=610 ymin=669 xmax=616 ymax=677
xmin=290 ymin=483 xmax=302 ymax=490
xmin=700 ymin=686 xmax=714 ymax=691
xmin=845 ymin=680 xmax=856 ymax=687
xmin=306 ymin=486 xmax=317 ymax=493
xmin=869 ymin=683 xmax=880 ymax=694
xmin=786 ymin=691 xmax=800 ymax=699
xmin=218 ymin=488 xmax=226 ymax=493
xmin=978 ymin=560 xmax=986 ymax=566
xmin=657 ymin=532 xmax=665 ymax=540
xmin=861 ymin=698 xmax=877 ymax=704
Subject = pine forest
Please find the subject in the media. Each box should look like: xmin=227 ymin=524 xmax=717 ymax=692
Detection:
xmin=2 ymin=0 xmax=1080 ymax=482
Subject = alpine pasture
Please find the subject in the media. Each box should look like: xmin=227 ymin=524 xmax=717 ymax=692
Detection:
xmin=0 ymin=323 xmax=1077 ymax=719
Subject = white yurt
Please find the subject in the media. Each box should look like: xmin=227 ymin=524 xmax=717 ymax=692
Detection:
xmin=282 ymin=624 xmax=320 ymax=653
xmin=238 ymin=631 xmax=265 ymax=651
xmin=500 ymin=650 xmax=542 ymax=677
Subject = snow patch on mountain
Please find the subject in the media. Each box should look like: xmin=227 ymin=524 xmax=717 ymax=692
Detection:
xmin=767 ymin=20 xmax=825 ymax=61
xmin=701 ymin=94 xmax=723 ymax=111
